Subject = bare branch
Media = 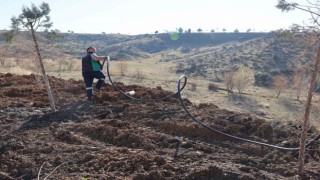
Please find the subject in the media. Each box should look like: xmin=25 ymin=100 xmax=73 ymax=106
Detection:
xmin=294 ymin=4 xmax=320 ymax=17
xmin=37 ymin=161 xmax=47 ymax=180
xmin=43 ymin=162 xmax=67 ymax=180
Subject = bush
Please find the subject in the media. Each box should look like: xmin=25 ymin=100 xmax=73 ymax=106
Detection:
xmin=208 ymin=83 xmax=218 ymax=91
xmin=254 ymin=73 xmax=273 ymax=87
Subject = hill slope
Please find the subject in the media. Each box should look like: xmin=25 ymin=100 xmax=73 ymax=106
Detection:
xmin=1 ymin=31 xmax=312 ymax=87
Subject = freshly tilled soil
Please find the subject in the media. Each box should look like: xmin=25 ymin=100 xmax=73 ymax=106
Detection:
xmin=0 ymin=73 xmax=319 ymax=180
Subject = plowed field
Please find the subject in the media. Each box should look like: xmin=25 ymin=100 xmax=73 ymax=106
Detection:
xmin=0 ymin=73 xmax=319 ymax=180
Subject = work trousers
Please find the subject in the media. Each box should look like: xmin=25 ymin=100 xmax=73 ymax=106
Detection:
xmin=82 ymin=71 xmax=106 ymax=99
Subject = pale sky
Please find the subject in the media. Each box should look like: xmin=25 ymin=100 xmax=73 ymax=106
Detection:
xmin=0 ymin=0 xmax=313 ymax=35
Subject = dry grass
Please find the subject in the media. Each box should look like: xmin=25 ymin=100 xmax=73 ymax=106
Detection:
xmin=7 ymin=66 xmax=33 ymax=75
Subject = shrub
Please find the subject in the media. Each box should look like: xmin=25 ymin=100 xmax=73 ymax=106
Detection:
xmin=254 ymin=73 xmax=273 ymax=87
xmin=208 ymin=83 xmax=218 ymax=91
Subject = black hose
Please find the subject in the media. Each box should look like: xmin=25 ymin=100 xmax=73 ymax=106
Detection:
xmin=177 ymin=75 xmax=318 ymax=151
xmin=106 ymin=57 xmax=186 ymax=101
xmin=106 ymin=58 xmax=318 ymax=151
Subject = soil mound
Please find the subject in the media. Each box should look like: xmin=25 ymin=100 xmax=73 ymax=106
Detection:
xmin=0 ymin=73 xmax=319 ymax=179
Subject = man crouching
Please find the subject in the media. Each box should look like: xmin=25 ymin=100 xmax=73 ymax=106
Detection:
xmin=82 ymin=47 xmax=108 ymax=101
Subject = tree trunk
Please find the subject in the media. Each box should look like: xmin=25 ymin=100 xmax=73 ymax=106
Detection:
xmin=297 ymin=41 xmax=320 ymax=175
xmin=30 ymin=26 xmax=56 ymax=111
xmin=276 ymin=91 xmax=280 ymax=99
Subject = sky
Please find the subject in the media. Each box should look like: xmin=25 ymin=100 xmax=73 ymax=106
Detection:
xmin=0 ymin=0 xmax=313 ymax=35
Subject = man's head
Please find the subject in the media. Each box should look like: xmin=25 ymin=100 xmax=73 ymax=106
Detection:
xmin=87 ymin=47 xmax=96 ymax=53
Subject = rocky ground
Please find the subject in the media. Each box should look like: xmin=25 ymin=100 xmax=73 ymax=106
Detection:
xmin=0 ymin=73 xmax=319 ymax=180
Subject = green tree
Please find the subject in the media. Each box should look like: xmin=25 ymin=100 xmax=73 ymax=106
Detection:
xmin=177 ymin=27 xmax=183 ymax=34
xmin=197 ymin=28 xmax=202 ymax=33
xmin=276 ymin=0 xmax=320 ymax=175
xmin=11 ymin=2 xmax=56 ymax=111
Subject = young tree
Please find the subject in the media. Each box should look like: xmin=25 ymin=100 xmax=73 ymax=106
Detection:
xmin=117 ymin=61 xmax=128 ymax=76
xmin=272 ymin=75 xmax=288 ymax=99
xmin=233 ymin=66 xmax=255 ymax=95
xmin=11 ymin=2 xmax=56 ymax=111
xmin=277 ymin=0 xmax=320 ymax=175
xmin=292 ymin=67 xmax=306 ymax=101
xmin=223 ymin=71 xmax=235 ymax=100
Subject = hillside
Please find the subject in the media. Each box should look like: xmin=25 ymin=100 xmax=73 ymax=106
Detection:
xmin=0 ymin=31 xmax=312 ymax=88
xmin=41 ymin=32 xmax=271 ymax=60
xmin=1 ymin=73 xmax=319 ymax=179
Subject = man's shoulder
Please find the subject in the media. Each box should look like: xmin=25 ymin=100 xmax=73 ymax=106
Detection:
xmin=90 ymin=53 xmax=97 ymax=58
xmin=82 ymin=54 xmax=90 ymax=60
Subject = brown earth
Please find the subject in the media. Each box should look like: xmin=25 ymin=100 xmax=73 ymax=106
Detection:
xmin=0 ymin=73 xmax=319 ymax=180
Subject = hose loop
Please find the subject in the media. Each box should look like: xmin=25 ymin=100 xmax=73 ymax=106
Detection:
xmin=106 ymin=57 xmax=186 ymax=101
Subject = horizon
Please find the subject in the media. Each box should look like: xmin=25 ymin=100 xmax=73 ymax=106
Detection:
xmin=0 ymin=0 xmax=312 ymax=35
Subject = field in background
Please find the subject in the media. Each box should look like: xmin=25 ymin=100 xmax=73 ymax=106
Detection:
xmin=1 ymin=57 xmax=319 ymax=130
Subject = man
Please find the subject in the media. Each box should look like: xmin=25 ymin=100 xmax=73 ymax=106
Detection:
xmin=82 ymin=47 xmax=108 ymax=100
